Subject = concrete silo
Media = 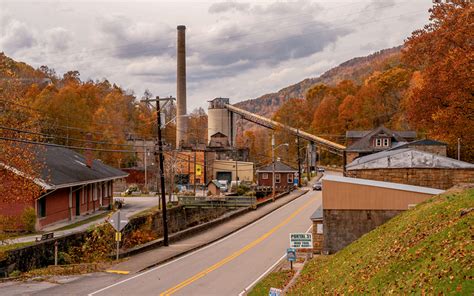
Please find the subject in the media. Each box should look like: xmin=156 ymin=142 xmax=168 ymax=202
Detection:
xmin=207 ymin=98 xmax=236 ymax=147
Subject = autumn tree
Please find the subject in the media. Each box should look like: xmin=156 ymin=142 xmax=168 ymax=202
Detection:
xmin=402 ymin=0 xmax=474 ymax=161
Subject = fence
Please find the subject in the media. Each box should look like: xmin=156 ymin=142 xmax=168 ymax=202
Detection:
xmin=178 ymin=196 xmax=257 ymax=209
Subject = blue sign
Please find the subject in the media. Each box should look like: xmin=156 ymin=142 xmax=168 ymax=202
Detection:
xmin=269 ymin=287 xmax=282 ymax=296
xmin=287 ymin=247 xmax=296 ymax=262
xmin=293 ymin=177 xmax=298 ymax=186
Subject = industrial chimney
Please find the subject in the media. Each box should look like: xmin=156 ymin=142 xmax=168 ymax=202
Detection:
xmin=176 ymin=25 xmax=187 ymax=148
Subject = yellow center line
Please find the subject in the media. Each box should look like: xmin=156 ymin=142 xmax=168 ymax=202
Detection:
xmin=159 ymin=197 xmax=315 ymax=296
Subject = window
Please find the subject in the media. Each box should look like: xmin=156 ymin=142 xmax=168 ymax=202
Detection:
xmin=38 ymin=198 xmax=46 ymax=218
xmin=383 ymin=138 xmax=390 ymax=147
xmin=262 ymin=173 xmax=268 ymax=180
xmin=81 ymin=187 xmax=85 ymax=204
xmin=287 ymin=174 xmax=293 ymax=183
xmin=375 ymin=138 xmax=382 ymax=147
xmin=275 ymin=173 xmax=281 ymax=183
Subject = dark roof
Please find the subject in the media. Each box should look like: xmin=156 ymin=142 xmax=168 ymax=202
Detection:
xmin=33 ymin=145 xmax=127 ymax=189
xmin=346 ymin=126 xmax=417 ymax=152
xmin=207 ymin=180 xmax=224 ymax=188
xmin=210 ymin=132 xmax=227 ymax=138
xmin=346 ymin=131 xmax=371 ymax=138
xmin=310 ymin=206 xmax=323 ymax=220
xmin=257 ymin=161 xmax=297 ymax=173
xmin=390 ymin=139 xmax=447 ymax=150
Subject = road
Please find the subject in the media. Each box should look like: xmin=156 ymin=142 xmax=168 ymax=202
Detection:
xmin=6 ymin=188 xmax=320 ymax=295
xmin=115 ymin=196 xmax=159 ymax=218
xmin=87 ymin=189 xmax=320 ymax=296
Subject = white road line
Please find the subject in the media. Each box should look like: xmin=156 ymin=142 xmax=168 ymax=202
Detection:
xmin=88 ymin=190 xmax=313 ymax=296
xmin=238 ymin=224 xmax=314 ymax=296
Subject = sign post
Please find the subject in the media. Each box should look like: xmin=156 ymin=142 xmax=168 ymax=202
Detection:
xmin=108 ymin=210 xmax=129 ymax=260
xmin=287 ymin=247 xmax=296 ymax=270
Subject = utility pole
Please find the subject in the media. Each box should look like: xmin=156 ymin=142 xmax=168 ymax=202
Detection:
xmin=296 ymin=130 xmax=301 ymax=187
xmin=272 ymin=133 xmax=275 ymax=202
xmin=306 ymin=145 xmax=311 ymax=183
xmin=140 ymin=95 xmax=175 ymax=247
xmin=457 ymin=138 xmax=461 ymax=161
xmin=144 ymin=147 xmax=148 ymax=193
xmin=193 ymin=150 xmax=197 ymax=195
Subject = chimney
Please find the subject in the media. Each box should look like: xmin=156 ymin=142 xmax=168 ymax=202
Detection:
xmin=85 ymin=133 xmax=93 ymax=168
xmin=176 ymin=25 xmax=187 ymax=148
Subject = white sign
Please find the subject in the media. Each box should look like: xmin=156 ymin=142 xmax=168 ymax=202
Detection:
xmin=269 ymin=287 xmax=282 ymax=296
xmin=317 ymin=224 xmax=323 ymax=234
xmin=108 ymin=210 xmax=129 ymax=231
xmin=290 ymin=233 xmax=313 ymax=249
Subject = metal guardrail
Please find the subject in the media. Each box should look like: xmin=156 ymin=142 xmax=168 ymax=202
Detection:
xmin=178 ymin=196 xmax=257 ymax=209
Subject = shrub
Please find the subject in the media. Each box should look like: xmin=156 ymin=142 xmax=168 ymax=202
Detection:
xmin=237 ymin=184 xmax=251 ymax=196
xmin=21 ymin=207 xmax=36 ymax=233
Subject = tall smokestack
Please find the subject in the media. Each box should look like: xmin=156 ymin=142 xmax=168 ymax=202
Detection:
xmin=176 ymin=25 xmax=187 ymax=148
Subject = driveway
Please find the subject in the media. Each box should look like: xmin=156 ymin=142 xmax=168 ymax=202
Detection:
xmin=114 ymin=196 xmax=159 ymax=218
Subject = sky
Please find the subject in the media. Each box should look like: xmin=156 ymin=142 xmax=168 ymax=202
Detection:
xmin=0 ymin=0 xmax=433 ymax=111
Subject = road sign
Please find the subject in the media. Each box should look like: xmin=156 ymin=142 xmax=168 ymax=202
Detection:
xmin=286 ymin=247 xmax=296 ymax=262
xmin=290 ymin=233 xmax=313 ymax=249
xmin=108 ymin=210 xmax=129 ymax=232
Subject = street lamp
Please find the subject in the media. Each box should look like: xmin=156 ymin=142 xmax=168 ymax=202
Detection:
xmin=272 ymin=134 xmax=289 ymax=202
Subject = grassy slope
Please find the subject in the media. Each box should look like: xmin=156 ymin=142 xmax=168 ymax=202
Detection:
xmin=288 ymin=188 xmax=474 ymax=295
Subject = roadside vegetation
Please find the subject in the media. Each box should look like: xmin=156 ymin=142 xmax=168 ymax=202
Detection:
xmin=287 ymin=187 xmax=474 ymax=295
xmin=248 ymin=269 xmax=295 ymax=296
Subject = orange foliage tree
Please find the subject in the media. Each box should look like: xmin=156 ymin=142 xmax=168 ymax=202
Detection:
xmin=402 ymin=0 xmax=473 ymax=161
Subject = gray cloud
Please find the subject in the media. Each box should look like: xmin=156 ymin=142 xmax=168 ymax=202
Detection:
xmin=98 ymin=15 xmax=174 ymax=59
xmin=44 ymin=27 xmax=72 ymax=52
xmin=192 ymin=0 xmax=350 ymax=79
xmin=0 ymin=14 xmax=36 ymax=54
xmin=209 ymin=1 xmax=250 ymax=14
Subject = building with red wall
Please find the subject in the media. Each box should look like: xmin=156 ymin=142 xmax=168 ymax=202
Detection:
xmin=0 ymin=145 xmax=127 ymax=230
xmin=256 ymin=161 xmax=297 ymax=192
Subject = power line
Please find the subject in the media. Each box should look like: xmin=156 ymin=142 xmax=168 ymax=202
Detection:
xmin=0 ymin=137 xmax=136 ymax=153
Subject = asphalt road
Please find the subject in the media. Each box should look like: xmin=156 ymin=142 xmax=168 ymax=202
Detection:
xmin=85 ymin=189 xmax=321 ymax=296
xmin=16 ymin=188 xmax=320 ymax=295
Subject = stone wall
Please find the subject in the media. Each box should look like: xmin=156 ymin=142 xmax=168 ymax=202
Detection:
xmin=124 ymin=206 xmax=228 ymax=237
xmin=346 ymin=168 xmax=474 ymax=190
xmin=311 ymin=219 xmax=323 ymax=254
xmin=1 ymin=206 xmax=229 ymax=274
xmin=323 ymin=209 xmax=403 ymax=254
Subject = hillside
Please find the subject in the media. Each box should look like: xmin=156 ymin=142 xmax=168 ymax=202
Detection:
xmin=234 ymin=46 xmax=401 ymax=118
xmin=288 ymin=187 xmax=474 ymax=295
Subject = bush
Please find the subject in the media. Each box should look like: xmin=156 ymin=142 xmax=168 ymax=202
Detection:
xmin=21 ymin=207 xmax=36 ymax=233
xmin=236 ymin=184 xmax=251 ymax=196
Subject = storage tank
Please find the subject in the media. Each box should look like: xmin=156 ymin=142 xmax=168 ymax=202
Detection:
xmin=208 ymin=98 xmax=235 ymax=146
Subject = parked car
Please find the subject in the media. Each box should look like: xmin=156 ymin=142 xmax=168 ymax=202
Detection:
xmin=317 ymin=167 xmax=325 ymax=173
xmin=312 ymin=181 xmax=322 ymax=191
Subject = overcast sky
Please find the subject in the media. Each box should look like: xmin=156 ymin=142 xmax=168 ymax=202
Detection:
xmin=0 ymin=0 xmax=432 ymax=111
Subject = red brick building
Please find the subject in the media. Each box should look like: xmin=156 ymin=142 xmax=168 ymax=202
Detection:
xmin=0 ymin=145 xmax=127 ymax=230
xmin=256 ymin=161 xmax=297 ymax=192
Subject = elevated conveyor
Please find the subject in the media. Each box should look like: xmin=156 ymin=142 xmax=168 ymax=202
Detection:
xmin=224 ymin=103 xmax=346 ymax=156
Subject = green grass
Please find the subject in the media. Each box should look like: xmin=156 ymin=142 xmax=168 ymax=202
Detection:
xmin=0 ymin=241 xmax=34 ymax=253
xmin=248 ymin=270 xmax=295 ymax=296
xmin=52 ymin=212 xmax=110 ymax=231
xmin=288 ymin=188 xmax=474 ymax=295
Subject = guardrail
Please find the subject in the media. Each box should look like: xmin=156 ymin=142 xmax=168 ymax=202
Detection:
xmin=178 ymin=196 xmax=257 ymax=209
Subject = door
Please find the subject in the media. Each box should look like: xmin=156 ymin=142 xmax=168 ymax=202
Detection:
xmin=75 ymin=190 xmax=80 ymax=216
xmin=216 ymin=171 xmax=232 ymax=185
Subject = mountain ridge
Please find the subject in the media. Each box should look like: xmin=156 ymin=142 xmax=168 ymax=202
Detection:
xmin=234 ymin=46 xmax=402 ymax=118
